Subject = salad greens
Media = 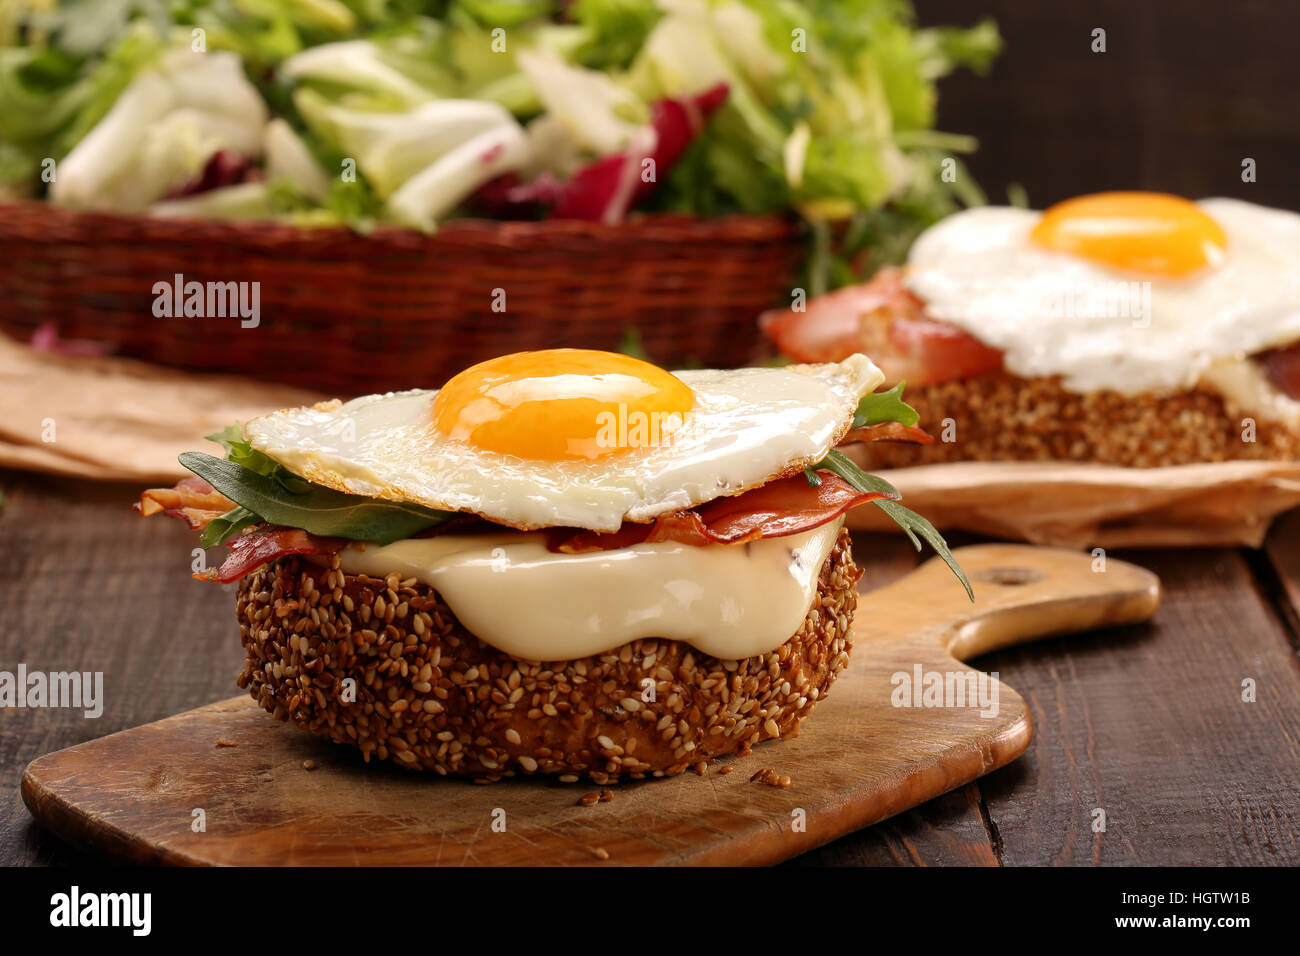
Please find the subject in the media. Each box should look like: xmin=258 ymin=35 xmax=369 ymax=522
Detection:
xmin=183 ymin=450 xmax=456 ymax=546
xmin=191 ymin=422 xmax=456 ymax=546
xmin=203 ymin=422 xmax=312 ymax=492
xmin=2 ymin=0 xmax=998 ymax=285
xmin=851 ymin=382 xmax=918 ymax=428
xmin=199 ymin=504 xmax=260 ymax=548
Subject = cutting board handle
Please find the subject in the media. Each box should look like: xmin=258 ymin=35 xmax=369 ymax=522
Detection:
xmin=854 ymin=544 xmax=1161 ymax=660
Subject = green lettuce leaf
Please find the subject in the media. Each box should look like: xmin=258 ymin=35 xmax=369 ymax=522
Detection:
xmin=200 ymin=505 xmax=261 ymax=548
xmin=204 ymin=423 xmax=311 ymax=492
xmin=180 ymin=451 xmax=455 ymax=544
xmin=457 ymin=0 xmax=554 ymax=29
xmin=571 ymin=0 xmax=662 ymax=70
xmin=853 ymin=383 xmax=919 ymax=428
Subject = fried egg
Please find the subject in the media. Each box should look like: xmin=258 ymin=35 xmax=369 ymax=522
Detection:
xmin=245 ymin=350 xmax=883 ymax=532
xmin=903 ymin=193 xmax=1300 ymax=394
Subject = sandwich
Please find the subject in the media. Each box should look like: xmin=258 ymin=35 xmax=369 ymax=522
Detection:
xmin=138 ymin=349 xmax=968 ymax=783
xmin=762 ymin=192 xmax=1300 ymax=469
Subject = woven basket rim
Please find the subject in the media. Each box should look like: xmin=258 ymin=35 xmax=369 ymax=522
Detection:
xmin=0 ymin=199 xmax=806 ymax=246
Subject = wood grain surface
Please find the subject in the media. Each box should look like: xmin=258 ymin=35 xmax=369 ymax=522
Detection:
xmin=2 ymin=471 xmax=1298 ymax=865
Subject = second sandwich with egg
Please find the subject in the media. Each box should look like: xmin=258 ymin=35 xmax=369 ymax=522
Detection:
xmin=763 ymin=192 xmax=1300 ymax=468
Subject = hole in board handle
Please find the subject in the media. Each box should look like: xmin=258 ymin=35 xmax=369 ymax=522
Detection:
xmin=972 ymin=567 xmax=1044 ymax=587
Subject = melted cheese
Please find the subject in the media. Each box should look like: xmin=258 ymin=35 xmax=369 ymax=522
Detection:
xmin=335 ymin=519 xmax=844 ymax=662
xmin=1201 ymin=357 xmax=1300 ymax=427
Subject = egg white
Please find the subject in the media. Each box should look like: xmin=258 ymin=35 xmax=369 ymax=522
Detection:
xmin=903 ymin=198 xmax=1300 ymax=394
xmin=244 ymin=355 xmax=883 ymax=532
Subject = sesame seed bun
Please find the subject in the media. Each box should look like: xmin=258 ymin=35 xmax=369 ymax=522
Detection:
xmin=235 ymin=530 xmax=862 ymax=782
xmin=855 ymin=372 xmax=1300 ymax=469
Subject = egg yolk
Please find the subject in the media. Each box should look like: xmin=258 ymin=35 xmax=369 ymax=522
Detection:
xmin=431 ymin=349 xmax=695 ymax=461
xmin=1030 ymin=191 xmax=1227 ymax=277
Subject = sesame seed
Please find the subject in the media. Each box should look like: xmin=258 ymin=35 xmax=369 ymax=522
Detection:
xmin=857 ymin=371 xmax=1299 ymax=469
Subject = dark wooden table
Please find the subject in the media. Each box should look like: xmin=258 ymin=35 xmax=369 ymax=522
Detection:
xmin=2 ymin=470 xmax=1297 ymax=866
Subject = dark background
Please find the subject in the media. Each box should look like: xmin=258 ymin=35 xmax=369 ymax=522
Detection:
xmin=917 ymin=0 xmax=1299 ymax=210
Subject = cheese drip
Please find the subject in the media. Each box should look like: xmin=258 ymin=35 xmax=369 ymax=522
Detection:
xmin=335 ymin=519 xmax=845 ymax=662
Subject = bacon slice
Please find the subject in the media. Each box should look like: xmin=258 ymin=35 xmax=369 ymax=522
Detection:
xmin=759 ymin=269 xmax=917 ymax=364
xmin=205 ymin=527 xmax=344 ymax=584
xmin=135 ymin=476 xmax=235 ymax=530
xmin=886 ymin=313 xmax=1004 ymax=386
xmin=760 ymin=266 xmax=1004 ymax=386
xmin=141 ymin=422 xmax=917 ymax=576
xmin=839 ymin=422 xmax=935 ymax=445
xmin=1258 ymin=342 xmax=1300 ymax=401
xmin=550 ymin=472 xmax=896 ymax=553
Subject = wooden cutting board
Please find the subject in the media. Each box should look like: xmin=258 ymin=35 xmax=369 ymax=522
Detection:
xmin=22 ymin=544 xmax=1159 ymax=866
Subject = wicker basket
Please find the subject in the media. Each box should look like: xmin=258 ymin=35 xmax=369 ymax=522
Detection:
xmin=0 ymin=201 xmax=804 ymax=395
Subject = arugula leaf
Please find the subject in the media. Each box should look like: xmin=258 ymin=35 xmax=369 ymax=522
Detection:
xmin=817 ymin=448 xmax=902 ymax=499
xmin=200 ymin=505 xmax=260 ymax=549
xmin=816 ymin=449 xmax=973 ymax=601
xmin=180 ymin=452 xmax=454 ymax=545
xmin=853 ymin=383 xmax=919 ymax=429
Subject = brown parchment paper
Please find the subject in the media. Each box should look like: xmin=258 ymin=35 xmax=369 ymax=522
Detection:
xmin=845 ymin=454 xmax=1300 ymax=549
xmin=0 ymin=333 xmax=326 ymax=483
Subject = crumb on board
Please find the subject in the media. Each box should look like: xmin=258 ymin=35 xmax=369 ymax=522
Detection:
xmin=591 ymin=847 xmax=610 ymax=861
xmin=303 ymin=760 xmax=317 ymax=771
xmin=718 ymin=766 xmax=734 ymax=775
xmin=750 ymin=768 xmax=792 ymax=788
xmin=215 ymin=739 xmax=238 ymax=748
